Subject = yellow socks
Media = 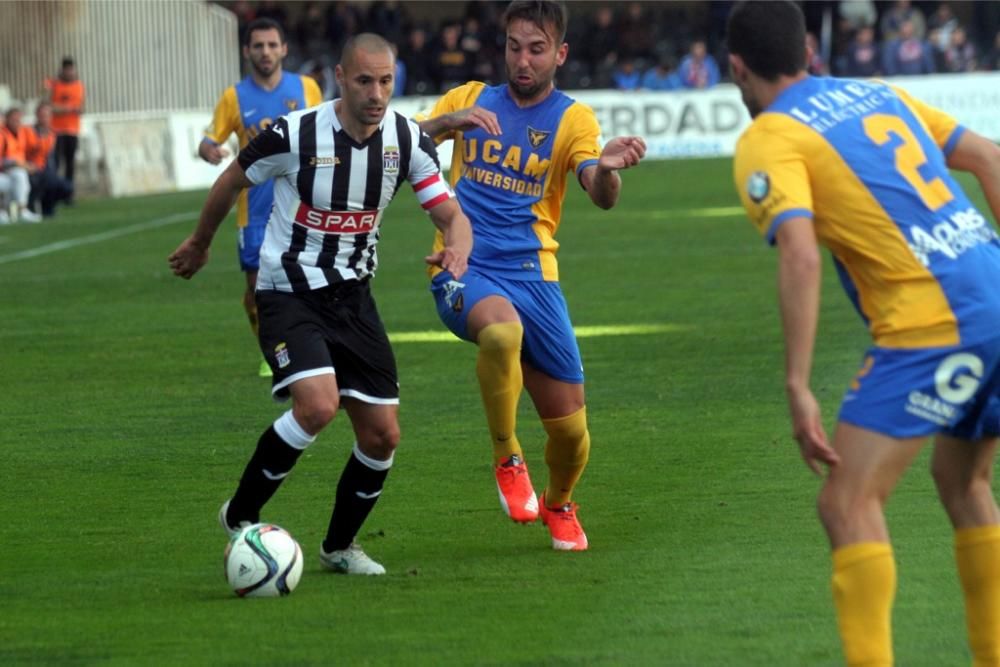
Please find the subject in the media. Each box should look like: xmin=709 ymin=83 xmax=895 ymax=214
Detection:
xmin=831 ymin=542 xmax=895 ymax=667
xmin=542 ymin=406 xmax=590 ymax=507
xmin=476 ymin=322 xmax=524 ymax=463
xmin=956 ymin=525 xmax=1000 ymax=667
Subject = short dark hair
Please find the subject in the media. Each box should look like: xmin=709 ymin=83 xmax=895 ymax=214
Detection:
xmin=243 ymin=17 xmax=286 ymax=47
xmin=502 ymin=0 xmax=568 ymax=43
xmin=61 ymin=57 xmax=74 ymax=68
xmin=726 ymin=1 xmax=806 ymax=81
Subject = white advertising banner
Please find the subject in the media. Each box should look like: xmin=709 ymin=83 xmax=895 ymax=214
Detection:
xmin=90 ymin=73 xmax=1000 ymax=197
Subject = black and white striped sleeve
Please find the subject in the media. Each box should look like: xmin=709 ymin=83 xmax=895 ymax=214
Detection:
xmin=406 ymin=122 xmax=454 ymax=211
xmin=237 ymin=116 xmax=298 ymax=185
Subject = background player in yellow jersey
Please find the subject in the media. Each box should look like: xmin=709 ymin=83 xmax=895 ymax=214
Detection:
xmin=418 ymin=0 xmax=645 ymax=551
xmin=200 ymin=18 xmax=322 ymax=377
xmin=728 ymin=2 xmax=1000 ymax=664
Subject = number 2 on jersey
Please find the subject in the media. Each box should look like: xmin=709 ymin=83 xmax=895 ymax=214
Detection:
xmin=862 ymin=114 xmax=954 ymax=211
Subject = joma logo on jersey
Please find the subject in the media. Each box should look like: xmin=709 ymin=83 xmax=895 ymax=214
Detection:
xmin=294 ymin=203 xmax=378 ymax=233
xmin=462 ymin=139 xmax=550 ymax=181
xmin=309 ymin=156 xmax=339 ymax=166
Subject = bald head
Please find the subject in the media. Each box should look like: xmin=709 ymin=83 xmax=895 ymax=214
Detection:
xmin=340 ymin=33 xmax=394 ymax=71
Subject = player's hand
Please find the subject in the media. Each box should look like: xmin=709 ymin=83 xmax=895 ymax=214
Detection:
xmin=168 ymin=236 xmax=210 ymax=279
xmin=598 ymin=136 xmax=646 ymax=171
xmin=446 ymin=106 xmax=501 ymax=136
xmin=199 ymin=143 xmax=230 ymax=165
xmin=787 ymin=386 xmax=839 ymax=475
xmin=425 ymin=247 xmax=468 ymax=280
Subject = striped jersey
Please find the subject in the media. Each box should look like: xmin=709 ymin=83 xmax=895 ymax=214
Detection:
xmin=205 ymin=73 xmax=322 ymax=229
xmin=424 ymin=82 xmax=601 ymax=281
xmin=237 ymin=100 xmax=453 ymax=293
xmin=734 ymin=76 xmax=1000 ymax=348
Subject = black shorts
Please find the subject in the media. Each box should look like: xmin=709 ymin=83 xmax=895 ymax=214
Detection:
xmin=256 ymin=280 xmax=399 ymax=404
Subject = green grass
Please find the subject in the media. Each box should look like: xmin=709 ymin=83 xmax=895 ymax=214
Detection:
xmin=0 ymin=158 xmax=987 ymax=665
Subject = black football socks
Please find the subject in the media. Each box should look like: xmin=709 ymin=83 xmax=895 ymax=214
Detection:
xmin=322 ymin=443 xmax=393 ymax=553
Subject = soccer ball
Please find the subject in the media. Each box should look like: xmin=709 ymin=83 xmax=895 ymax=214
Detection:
xmin=224 ymin=523 xmax=303 ymax=597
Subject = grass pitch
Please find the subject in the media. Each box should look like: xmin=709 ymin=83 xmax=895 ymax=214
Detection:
xmin=0 ymin=159 xmax=988 ymax=665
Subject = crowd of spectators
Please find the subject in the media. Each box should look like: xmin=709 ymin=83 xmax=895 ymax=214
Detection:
xmin=216 ymin=1 xmax=1000 ymax=98
xmin=0 ymin=58 xmax=79 ymax=224
xmin=834 ymin=0 xmax=1000 ymax=77
xmin=219 ymin=0 xmax=733 ymax=95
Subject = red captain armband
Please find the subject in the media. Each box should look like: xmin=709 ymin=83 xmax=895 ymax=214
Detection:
xmin=412 ymin=174 xmax=452 ymax=210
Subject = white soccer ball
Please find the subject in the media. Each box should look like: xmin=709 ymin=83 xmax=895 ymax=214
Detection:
xmin=224 ymin=523 xmax=303 ymax=597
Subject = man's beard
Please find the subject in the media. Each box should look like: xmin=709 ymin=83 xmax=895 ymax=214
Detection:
xmin=251 ymin=60 xmax=277 ymax=78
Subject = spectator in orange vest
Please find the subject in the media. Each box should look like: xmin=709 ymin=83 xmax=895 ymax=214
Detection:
xmin=0 ymin=113 xmax=13 ymax=224
xmin=44 ymin=57 xmax=84 ymax=199
xmin=26 ymin=102 xmax=73 ymax=218
xmin=1 ymin=107 xmax=43 ymax=223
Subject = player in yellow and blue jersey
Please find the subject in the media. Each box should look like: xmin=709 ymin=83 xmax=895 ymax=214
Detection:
xmin=418 ymin=0 xmax=645 ymax=551
xmin=200 ymin=18 xmax=322 ymax=377
xmin=728 ymin=2 xmax=1000 ymax=664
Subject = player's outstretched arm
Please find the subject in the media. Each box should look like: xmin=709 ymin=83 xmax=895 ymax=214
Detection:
xmin=775 ymin=217 xmax=840 ymax=475
xmin=581 ymin=136 xmax=647 ymax=210
xmin=424 ymin=198 xmax=473 ymax=280
xmin=418 ymin=106 xmax=501 ymax=142
xmin=168 ymin=160 xmax=251 ymax=279
xmin=947 ymin=130 xmax=1000 ymax=226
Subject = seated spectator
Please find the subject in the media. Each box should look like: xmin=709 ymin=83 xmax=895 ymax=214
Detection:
xmin=986 ymin=30 xmax=1000 ymax=71
xmin=400 ymin=26 xmax=435 ymax=96
xmin=881 ymin=19 xmax=936 ymax=75
xmin=838 ymin=0 xmax=877 ymax=33
xmin=942 ymin=26 xmax=977 ymax=72
xmin=431 ymin=22 xmax=473 ymax=93
xmin=583 ymin=5 xmax=619 ymax=83
xmin=640 ymin=58 xmax=680 ymax=91
xmin=26 ymin=102 xmax=73 ymax=218
xmin=611 ymin=59 xmax=641 ymax=90
xmin=616 ymin=1 xmax=655 ymax=63
xmin=1 ymin=107 xmax=42 ymax=223
xmin=0 ymin=113 xmax=12 ymax=224
xmin=806 ymin=32 xmax=830 ymax=75
xmin=880 ymin=0 xmax=926 ymax=42
xmin=927 ymin=2 xmax=959 ymax=51
xmin=839 ymin=26 xmax=881 ymax=77
xmin=677 ymin=39 xmax=720 ymax=89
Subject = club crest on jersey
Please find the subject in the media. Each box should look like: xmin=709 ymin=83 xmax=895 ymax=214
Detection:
xmin=526 ymin=126 xmax=551 ymax=149
xmin=274 ymin=343 xmax=290 ymax=368
xmin=284 ymin=99 xmax=299 ymax=111
xmin=383 ymin=146 xmax=400 ymax=174
xmin=746 ymin=171 xmax=770 ymax=204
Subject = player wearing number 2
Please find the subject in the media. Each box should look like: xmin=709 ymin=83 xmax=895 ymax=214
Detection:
xmin=728 ymin=2 xmax=1000 ymax=664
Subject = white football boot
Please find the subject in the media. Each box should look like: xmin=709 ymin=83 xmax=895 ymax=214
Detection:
xmin=319 ymin=542 xmax=386 ymax=575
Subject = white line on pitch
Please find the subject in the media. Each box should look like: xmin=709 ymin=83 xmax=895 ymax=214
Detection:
xmin=0 ymin=211 xmax=197 ymax=266
xmin=389 ymin=323 xmax=689 ymax=343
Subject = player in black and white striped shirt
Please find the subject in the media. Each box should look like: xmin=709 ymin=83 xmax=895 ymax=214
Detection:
xmin=169 ymin=33 xmax=472 ymax=575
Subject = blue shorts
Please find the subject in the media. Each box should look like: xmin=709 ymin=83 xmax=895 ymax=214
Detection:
xmin=839 ymin=337 xmax=1000 ymax=439
xmin=430 ymin=269 xmax=584 ymax=383
xmin=238 ymin=224 xmax=267 ymax=272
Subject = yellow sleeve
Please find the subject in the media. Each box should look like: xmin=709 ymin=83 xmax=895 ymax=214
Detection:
xmin=303 ymin=76 xmax=323 ymax=107
xmin=204 ymin=86 xmax=239 ymax=145
xmin=733 ymin=115 xmax=814 ymax=245
xmin=561 ymin=102 xmax=602 ymax=176
xmin=419 ymin=81 xmax=487 ymax=143
xmin=888 ymin=84 xmax=962 ymax=153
